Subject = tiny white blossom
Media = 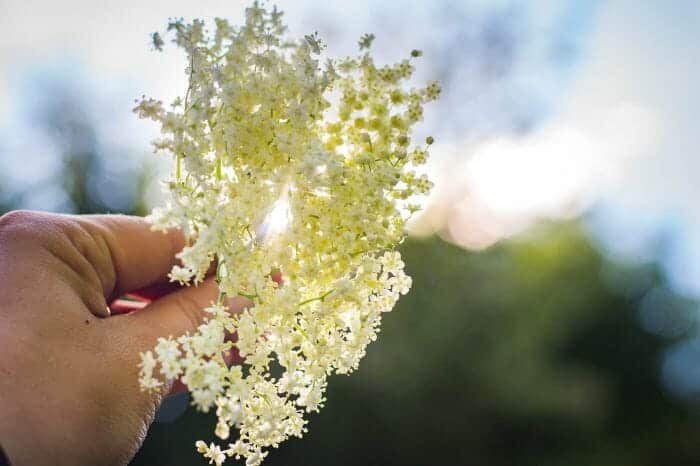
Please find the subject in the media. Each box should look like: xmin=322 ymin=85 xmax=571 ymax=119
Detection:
xmin=196 ymin=441 xmax=227 ymax=466
xmin=155 ymin=337 xmax=182 ymax=379
xmin=135 ymin=3 xmax=439 ymax=465
xmin=138 ymin=351 xmax=162 ymax=390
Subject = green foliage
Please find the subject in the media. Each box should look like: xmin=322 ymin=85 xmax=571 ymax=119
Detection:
xmin=133 ymin=224 xmax=700 ymax=466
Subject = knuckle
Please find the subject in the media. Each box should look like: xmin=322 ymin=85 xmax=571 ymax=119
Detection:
xmin=0 ymin=210 xmax=117 ymax=296
xmin=0 ymin=211 xmax=74 ymax=255
xmin=0 ymin=210 xmax=72 ymax=247
xmin=64 ymin=220 xmax=118 ymax=297
xmin=0 ymin=209 xmax=43 ymax=239
xmin=62 ymin=221 xmax=94 ymax=254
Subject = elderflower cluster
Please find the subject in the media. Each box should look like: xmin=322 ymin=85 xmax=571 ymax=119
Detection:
xmin=135 ymin=3 xmax=439 ymax=465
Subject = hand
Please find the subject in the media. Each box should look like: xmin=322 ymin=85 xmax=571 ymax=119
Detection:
xmin=0 ymin=211 xmax=239 ymax=466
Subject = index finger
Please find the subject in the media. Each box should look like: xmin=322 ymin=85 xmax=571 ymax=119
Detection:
xmin=77 ymin=214 xmax=186 ymax=300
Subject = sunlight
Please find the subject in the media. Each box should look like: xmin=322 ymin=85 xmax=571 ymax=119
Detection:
xmin=465 ymin=127 xmax=596 ymax=218
xmin=257 ymin=185 xmax=293 ymax=244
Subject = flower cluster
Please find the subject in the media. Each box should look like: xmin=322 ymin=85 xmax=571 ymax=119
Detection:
xmin=135 ymin=2 xmax=439 ymax=464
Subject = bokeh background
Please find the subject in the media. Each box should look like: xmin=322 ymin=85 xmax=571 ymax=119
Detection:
xmin=2 ymin=1 xmax=700 ymax=464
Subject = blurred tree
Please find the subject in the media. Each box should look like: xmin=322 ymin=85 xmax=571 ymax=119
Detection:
xmin=132 ymin=223 xmax=700 ymax=466
xmin=0 ymin=72 xmax=152 ymax=216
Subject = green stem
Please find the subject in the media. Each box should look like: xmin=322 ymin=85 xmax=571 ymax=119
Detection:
xmin=215 ymin=259 xmax=225 ymax=284
xmin=298 ymin=289 xmax=335 ymax=307
xmin=215 ymin=257 xmax=227 ymax=305
xmin=237 ymin=291 xmax=259 ymax=300
xmin=184 ymin=48 xmax=195 ymax=110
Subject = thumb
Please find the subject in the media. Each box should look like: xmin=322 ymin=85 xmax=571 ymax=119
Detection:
xmin=117 ymin=278 xmax=251 ymax=395
xmin=125 ymin=278 xmax=220 ymax=345
xmin=113 ymin=278 xmax=252 ymax=353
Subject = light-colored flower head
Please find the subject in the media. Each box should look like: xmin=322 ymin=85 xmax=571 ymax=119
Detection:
xmin=135 ymin=2 xmax=439 ymax=464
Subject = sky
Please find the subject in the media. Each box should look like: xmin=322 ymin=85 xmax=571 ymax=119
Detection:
xmin=1 ymin=0 xmax=700 ymax=300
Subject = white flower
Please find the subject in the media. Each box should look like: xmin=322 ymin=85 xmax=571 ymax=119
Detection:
xmin=155 ymin=337 xmax=182 ymax=379
xmin=245 ymin=448 xmax=267 ymax=466
xmin=138 ymin=351 xmax=162 ymax=390
xmin=136 ymin=2 xmax=438 ymax=464
xmin=215 ymin=420 xmax=231 ymax=440
xmin=196 ymin=441 xmax=227 ymax=466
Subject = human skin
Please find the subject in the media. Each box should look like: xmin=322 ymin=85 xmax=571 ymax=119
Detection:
xmin=0 ymin=211 xmax=246 ymax=466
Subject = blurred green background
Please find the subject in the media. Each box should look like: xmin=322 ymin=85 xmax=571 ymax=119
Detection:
xmin=3 ymin=1 xmax=700 ymax=465
xmin=135 ymin=228 xmax=700 ymax=466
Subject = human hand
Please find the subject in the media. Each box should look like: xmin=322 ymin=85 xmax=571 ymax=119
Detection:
xmin=0 ymin=211 xmax=244 ymax=466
